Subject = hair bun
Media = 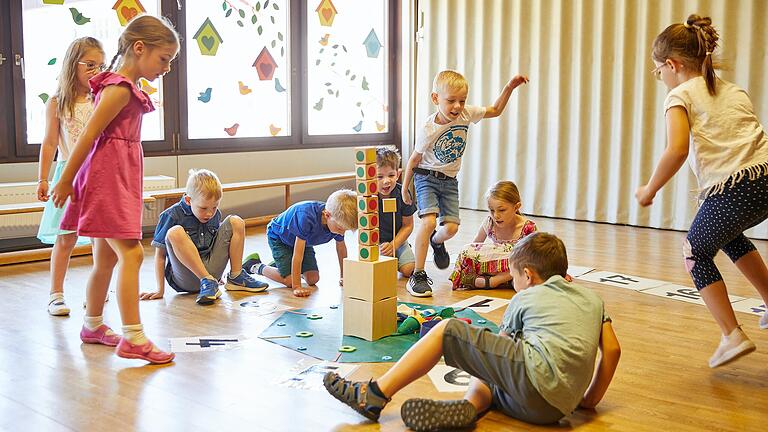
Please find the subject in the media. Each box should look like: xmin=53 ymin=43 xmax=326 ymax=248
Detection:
xmin=686 ymin=14 xmax=712 ymax=28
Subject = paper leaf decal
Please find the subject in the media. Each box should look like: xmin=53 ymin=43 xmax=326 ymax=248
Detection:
xmin=39 ymin=93 xmax=50 ymax=104
xmin=362 ymin=76 xmax=369 ymax=90
xmin=69 ymin=7 xmax=91 ymax=25
xmin=352 ymin=121 xmax=363 ymax=132
xmin=47 ymin=58 xmax=57 ymax=65
xmin=224 ymin=123 xmax=240 ymax=136
xmin=274 ymin=78 xmax=286 ymax=92
xmin=363 ymin=29 xmax=383 ymax=58
xmin=222 ymin=1 xmax=227 ymax=11
xmin=313 ymin=98 xmax=324 ymax=111
xmin=238 ymin=81 xmax=252 ymax=95
xmin=198 ymin=87 xmax=212 ymax=103
xmin=269 ymin=124 xmax=281 ymax=136
xmin=42 ymin=0 xmax=66 ymax=4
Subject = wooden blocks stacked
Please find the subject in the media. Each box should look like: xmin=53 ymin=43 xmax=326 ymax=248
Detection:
xmin=343 ymin=147 xmax=397 ymax=341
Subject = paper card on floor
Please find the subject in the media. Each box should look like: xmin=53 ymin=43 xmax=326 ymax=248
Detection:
xmin=450 ymin=295 xmax=509 ymax=313
xmin=643 ymin=284 xmax=745 ymax=306
xmin=222 ymin=297 xmax=293 ymax=316
xmin=731 ymin=298 xmax=767 ymax=316
xmin=277 ymin=361 xmax=359 ymax=391
xmin=169 ymin=335 xmax=244 ymax=352
xmin=568 ymin=266 xmax=594 ymax=278
xmin=577 ymin=271 xmax=666 ymax=291
xmin=427 ymin=364 xmax=472 ymax=392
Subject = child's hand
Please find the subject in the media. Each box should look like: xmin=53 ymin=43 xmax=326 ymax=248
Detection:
xmin=507 ymin=75 xmax=529 ymax=90
xmin=139 ymin=291 xmax=164 ymax=300
xmin=380 ymin=242 xmax=394 ymax=257
xmin=402 ymin=184 xmax=412 ymax=205
xmin=36 ymin=181 xmax=49 ymax=202
xmin=51 ymin=181 xmax=74 ymax=208
xmin=635 ymin=185 xmax=655 ymax=207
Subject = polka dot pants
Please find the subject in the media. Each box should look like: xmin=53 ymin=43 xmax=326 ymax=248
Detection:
xmin=686 ymin=173 xmax=768 ymax=290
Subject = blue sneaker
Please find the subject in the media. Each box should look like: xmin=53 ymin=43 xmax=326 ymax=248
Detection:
xmin=226 ymin=271 xmax=269 ymax=293
xmin=196 ymin=278 xmax=221 ymax=305
xmin=242 ymin=252 xmax=263 ymax=275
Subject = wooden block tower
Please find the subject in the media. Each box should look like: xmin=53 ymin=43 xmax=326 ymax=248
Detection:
xmin=343 ymin=147 xmax=397 ymax=341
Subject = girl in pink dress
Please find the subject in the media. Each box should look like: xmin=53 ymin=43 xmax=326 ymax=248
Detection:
xmin=52 ymin=15 xmax=179 ymax=364
xmin=449 ymin=181 xmax=537 ymax=290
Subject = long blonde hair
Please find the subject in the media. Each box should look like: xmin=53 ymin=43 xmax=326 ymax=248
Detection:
xmin=108 ymin=14 xmax=179 ymax=71
xmin=486 ymin=181 xmax=522 ymax=215
xmin=54 ymin=37 xmax=103 ymax=120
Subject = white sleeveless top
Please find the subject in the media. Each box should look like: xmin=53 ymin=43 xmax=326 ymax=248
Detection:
xmin=58 ymin=100 xmax=94 ymax=161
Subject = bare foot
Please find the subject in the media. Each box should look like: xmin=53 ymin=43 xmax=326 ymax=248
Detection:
xmin=293 ymin=286 xmax=311 ymax=297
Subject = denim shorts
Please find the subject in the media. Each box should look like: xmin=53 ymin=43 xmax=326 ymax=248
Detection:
xmin=396 ymin=242 xmax=416 ymax=268
xmin=268 ymin=235 xmax=319 ymax=278
xmin=414 ymin=173 xmax=460 ymax=224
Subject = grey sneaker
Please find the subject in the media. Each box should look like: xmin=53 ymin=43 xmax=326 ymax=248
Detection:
xmin=401 ymin=398 xmax=477 ymax=431
xmin=323 ymin=372 xmax=389 ymax=421
xmin=708 ymin=326 xmax=756 ymax=368
xmin=429 ymin=231 xmax=450 ymax=269
xmin=407 ymin=270 xmax=433 ymax=297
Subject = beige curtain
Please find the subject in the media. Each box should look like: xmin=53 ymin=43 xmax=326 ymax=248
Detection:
xmin=415 ymin=0 xmax=768 ymax=239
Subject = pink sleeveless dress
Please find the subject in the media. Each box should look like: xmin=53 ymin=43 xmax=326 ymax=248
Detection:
xmin=60 ymin=72 xmax=154 ymax=239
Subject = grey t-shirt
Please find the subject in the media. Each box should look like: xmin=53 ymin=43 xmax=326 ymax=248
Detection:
xmin=499 ymin=275 xmax=610 ymax=415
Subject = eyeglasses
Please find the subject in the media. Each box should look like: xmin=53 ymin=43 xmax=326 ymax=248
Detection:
xmin=650 ymin=63 xmax=668 ymax=81
xmin=77 ymin=61 xmax=108 ymax=73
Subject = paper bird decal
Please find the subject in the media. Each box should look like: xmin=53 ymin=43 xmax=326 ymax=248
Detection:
xmin=198 ymin=87 xmax=212 ymax=103
xmin=224 ymin=123 xmax=240 ymax=136
xmin=269 ymin=124 xmax=281 ymax=136
xmin=139 ymin=78 xmax=157 ymax=95
xmin=69 ymin=7 xmax=91 ymax=25
xmin=319 ymin=33 xmax=330 ymax=46
xmin=238 ymin=81 xmax=252 ymax=95
xmin=375 ymin=121 xmax=385 ymax=132
xmin=363 ymin=29 xmax=383 ymax=58
xmin=352 ymin=120 xmax=363 ymax=132
xmin=274 ymin=78 xmax=286 ymax=92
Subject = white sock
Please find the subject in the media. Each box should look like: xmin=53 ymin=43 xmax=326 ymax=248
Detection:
xmin=84 ymin=315 xmax=104 ymax=331
xmin=122 ymin=323 xmax=148 ymax=345
xmin=49 ymin=292 xmax=64 ymax=303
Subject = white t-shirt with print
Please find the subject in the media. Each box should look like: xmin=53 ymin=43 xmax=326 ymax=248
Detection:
xmin=414 ymin=105 xmax=486 ymax=178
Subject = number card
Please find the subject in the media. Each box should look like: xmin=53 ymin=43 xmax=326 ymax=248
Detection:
xmin=577 ymin=271 xmax=666 ymax=291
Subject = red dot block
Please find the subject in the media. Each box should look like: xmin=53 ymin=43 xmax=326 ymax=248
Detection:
xmin=356 ymin=178 xmax=378 ymax=196
xmin=358 ymin=212 xmax=379 ymax=229
xmin=358 ymin=228 xmax=380 ymax=245
xmin=355 ymin=162 xmax=377 ymax=180
xmin=357 ymin=195 xmax=378 ymax=213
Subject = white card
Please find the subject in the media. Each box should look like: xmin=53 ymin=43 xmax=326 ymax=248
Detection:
xmin=222 ymin=297 xmax=293 ymax=316
xmin=427 ymin=364 xmax=472 ymax=392
xmin=731 ymin=298 xmax=767 ymax=316
xmin=577 ymin=270 xmax=666 ymax=291
xmin=277 ymin=361 xmax=359 ymax=391
xmin=642 ymin=284 xmax=745 ymax=305
xmin=568 ymin=266 xmax=595 ymax=278
xmin=169 ymin=335 xmax=244 ymax=352
xmin=450 ymin=295 xmax=509 ymax=313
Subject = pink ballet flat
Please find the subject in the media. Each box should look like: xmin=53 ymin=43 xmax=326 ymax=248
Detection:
xmin=80 ymin=325 xmax=122 ymax=347
xmin=116 ymin=339 xmax=175 ymax=364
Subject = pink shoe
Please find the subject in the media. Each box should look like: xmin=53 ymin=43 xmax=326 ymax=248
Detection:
xmin=116 ymin=339 xmax=175 ymax=364
xmin=80 ymin=325 xmax=122 ymax=347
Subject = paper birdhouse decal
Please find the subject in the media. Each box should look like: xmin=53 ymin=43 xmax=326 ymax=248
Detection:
xmin=315 ymin=0 xmax=338 ymax=27
xmin=193 ymin=18 xmax=223 ymax=56
xmin=113 ymin=0 xmax=146 ymax=26
xmin=253 ymin=47 xmax=277 ymax=81
xmin=363 ymin=29 xmax=383 ymax=58
xmin=43 ymin=0 xmax=65 ymax=4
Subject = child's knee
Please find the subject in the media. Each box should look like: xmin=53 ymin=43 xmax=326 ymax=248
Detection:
xmin=57 ymin=233 xmax=78 ymax=249
xmin=421 ymin=215 xmax=437 ymax=231
xmin=304 ymin=272 xmax=320 ymax=285
xmin=121 ymin=246 xmax=144 ymax=266
xmin=442 ymin=223 xmax=459 ymax=237
xmin=166 ymin=225 xmax=187 ymax=243
xmin=228 ymin=215 xmax=245 ymax=230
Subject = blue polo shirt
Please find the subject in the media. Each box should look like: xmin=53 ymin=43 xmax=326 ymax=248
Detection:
xmin=378 ymin=183 xmax=417 ymax=243
xmin=267 ymin=201 xmax=343 ymax=247
xmin=151 ymin=196 xmax=223 ymax=257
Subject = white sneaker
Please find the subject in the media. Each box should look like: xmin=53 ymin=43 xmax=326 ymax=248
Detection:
xmin=48 ymin=296 xmax=70 ymax=316
xmin=760 ymin=311 xmax=768 ymax=330
xmin=708 ymin=326 xmax=756 ymax=368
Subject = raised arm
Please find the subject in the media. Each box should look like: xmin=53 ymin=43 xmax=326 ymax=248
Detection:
xmin=401 ymin=151 xmax=423 ymax=205
xmin=635 ymin=106 xmax=690 ymax=206
xmin=580 ymin=321 xmax=621 ymax=409
xmin=484 ymin=75 xmax=529 ymax=118
xmin=37 ymin=99 xmax=61 ymax=201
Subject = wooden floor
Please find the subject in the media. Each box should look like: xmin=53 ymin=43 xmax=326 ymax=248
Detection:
xmin=1 ymin=209 xmax=767 ymax=431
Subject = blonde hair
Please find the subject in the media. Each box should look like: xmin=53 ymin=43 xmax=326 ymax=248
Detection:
xmin=376 ymin=146 xmax=401 ymax=170
xmin=509 ymin=232 xmax=569 ymax=281
xmin=432 ymin=70 xmax=468 ymax=94
xmin=54 ymin=37 xmax=104 ymax=120
xmin=108 ymin=14 xmax=179 ymax=71
xmin=326 ymin=189 xmax=358 ymax=231
xmin=653 ymin=14 xmax=720 ymax=96
xmin=486 ymin=181 xmax=522 ymax=215
xmin=186 ymin=169 xmax=222 ymax=201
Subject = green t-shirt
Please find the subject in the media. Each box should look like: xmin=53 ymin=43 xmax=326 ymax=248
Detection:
xmin=499 ymin=275 xmax=610 ymax=415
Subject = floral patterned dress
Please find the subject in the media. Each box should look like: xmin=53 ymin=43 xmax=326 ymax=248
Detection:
xmin=449 ymin=215 xmax=537 ymax=290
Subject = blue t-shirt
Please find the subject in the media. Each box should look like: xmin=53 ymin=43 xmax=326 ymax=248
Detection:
xmin=378 ymin=183 xmax=417 ymax=243
xmin=267 ymin=201 xmax=344 ymax=246
xmin=151 ymin=196 xmax=223 ymax=257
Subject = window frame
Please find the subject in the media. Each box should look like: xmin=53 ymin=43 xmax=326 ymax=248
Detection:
xmin=0 ymin=0 xmax=401 ymax=162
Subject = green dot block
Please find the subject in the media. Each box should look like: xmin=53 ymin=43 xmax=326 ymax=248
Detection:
xmin=360 ymin=232 xmax=369 ymax=242
xmin=356 ymin=151 xmax=365 ymax=162
xmin=357 ymin=183 xmax=366 ymax=194
xmin=360 ymin=248 xmax=370 ymax=259
xmin=358 ymin=200 xmax=366 ymax=211
xmin=359 ymin=216 xmax=368 ymax=227
xmin=356 ymin=166 xmax=365 ymax=178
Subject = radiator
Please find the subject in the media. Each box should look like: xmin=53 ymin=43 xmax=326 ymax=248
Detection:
xmin=0 ymin=175 xmax=176 ymax=240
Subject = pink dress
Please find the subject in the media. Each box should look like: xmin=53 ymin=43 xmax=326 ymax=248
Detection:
xmin=60 ymin=72 xmax=154 ymax=239
xmin=449 ymin=215 xmax=537 ymax=290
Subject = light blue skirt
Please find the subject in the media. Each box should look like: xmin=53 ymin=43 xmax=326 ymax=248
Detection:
xmin=36 ymin=160 xmax=90 ymax=246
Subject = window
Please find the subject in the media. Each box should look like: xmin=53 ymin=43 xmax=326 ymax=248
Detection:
xmin=0 ymin=0 xmax=400 ymax=162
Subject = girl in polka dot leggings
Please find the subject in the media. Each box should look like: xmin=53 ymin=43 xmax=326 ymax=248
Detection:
xmin=636 ymin=14 xmax=768 ymax=368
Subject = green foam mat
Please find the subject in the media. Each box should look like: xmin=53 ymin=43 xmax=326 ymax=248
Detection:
xmin=259 ymin=302 xmax=499 ymax=363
